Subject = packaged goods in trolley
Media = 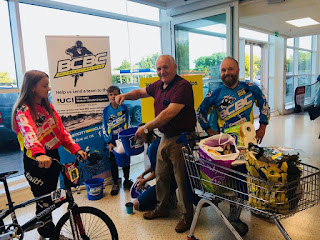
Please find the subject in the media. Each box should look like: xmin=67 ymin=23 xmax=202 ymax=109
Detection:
xmin=245 ymin=145 xmax=303 ymax=214
xmin=182 ymin=133 xmax=320 ymax=240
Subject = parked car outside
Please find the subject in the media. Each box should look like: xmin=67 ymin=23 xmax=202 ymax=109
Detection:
xmin=203 ymin=79 xmax=223 ymax=98
xmin=0 ymin=92 xmax=19 ymax=150
xmin=119 ymin=85 xmax=142 ymax=126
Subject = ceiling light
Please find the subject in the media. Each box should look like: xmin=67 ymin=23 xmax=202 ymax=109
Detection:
xmin=286 ymin=17 xmax=320 ymax=27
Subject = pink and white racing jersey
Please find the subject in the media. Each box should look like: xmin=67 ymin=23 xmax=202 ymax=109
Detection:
xmin=14 ymin=103 xmax=81 ymax=159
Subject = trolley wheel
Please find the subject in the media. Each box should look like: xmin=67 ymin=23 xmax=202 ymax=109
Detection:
xmin=230 ymin=219 xmax=249 ymax=236
xmin=54 ymin=206 xmax=118 ymax=239
xmin=187 ymin=236 xmax=199 ymax=240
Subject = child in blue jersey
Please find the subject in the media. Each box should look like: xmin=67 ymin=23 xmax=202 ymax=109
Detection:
xmin=102 ymin=86 xmax=133 ymax=196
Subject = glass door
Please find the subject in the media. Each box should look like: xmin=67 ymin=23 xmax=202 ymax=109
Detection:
xmin=245 ymin=41 xmax=266 ymax=116
xmin=171 ymin=5 xmax=236 ymax=99
xmin=174 ymin=13 xmax=227 ymax=97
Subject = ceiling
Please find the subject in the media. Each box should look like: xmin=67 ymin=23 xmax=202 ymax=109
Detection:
xmin=239 ymin=0 xmax=320 ymax=38
xmin=130 ymin=0 xmax=320 ymax=38
xmin=129 ymin=0 xmax=220 ymax=9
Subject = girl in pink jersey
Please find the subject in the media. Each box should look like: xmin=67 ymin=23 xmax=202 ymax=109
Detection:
xmin=12 ymin=70 xmax=86 ymax=239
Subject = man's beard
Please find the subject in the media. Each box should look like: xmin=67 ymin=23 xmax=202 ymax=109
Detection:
xmin=221 ymin=74 xmax=238 ymax=88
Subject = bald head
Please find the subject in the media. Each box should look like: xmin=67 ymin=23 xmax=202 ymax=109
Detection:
xmin=156 ymin=55 xmax=177 ymax=85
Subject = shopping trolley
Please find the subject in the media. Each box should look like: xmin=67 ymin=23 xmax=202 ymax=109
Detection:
xmin=179 ymin=133 xmax=320 ymax=240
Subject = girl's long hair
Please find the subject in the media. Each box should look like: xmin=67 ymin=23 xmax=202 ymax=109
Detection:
xmin=11 ymin=70 xmax=56 ymax=129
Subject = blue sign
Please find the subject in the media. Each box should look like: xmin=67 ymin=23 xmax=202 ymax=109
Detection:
xmin=59 ymin=123 xmax=110 ymax=187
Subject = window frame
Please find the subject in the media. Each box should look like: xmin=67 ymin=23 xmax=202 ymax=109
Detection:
xmin=285 ymin=35 xmax=317 ymax=109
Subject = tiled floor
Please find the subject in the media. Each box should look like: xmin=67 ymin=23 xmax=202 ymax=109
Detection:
xmin=2 ymin=112 xmax=320 ymax=240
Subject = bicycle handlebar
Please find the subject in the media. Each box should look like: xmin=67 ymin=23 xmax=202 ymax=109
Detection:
xmin=33 ymin=153 xmax=86 ymax=168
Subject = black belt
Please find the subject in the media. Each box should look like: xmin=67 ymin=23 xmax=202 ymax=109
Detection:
xmin=163 ymin=133 xmax=180 ymax=138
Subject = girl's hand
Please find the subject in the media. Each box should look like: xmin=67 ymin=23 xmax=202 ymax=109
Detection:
xmin=137 ymin=178 xmax=146 ymax=190
xmin=137 ymin=173 xmax=144 ymax=179
xmin=76 ymin=150 xmax=87 ymax=160
xmin=36 ymin=155 xmax=52 ymax=168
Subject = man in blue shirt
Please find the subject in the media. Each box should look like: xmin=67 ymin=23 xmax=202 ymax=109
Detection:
xmin=197 ymin=57 xmax=270 ymax=143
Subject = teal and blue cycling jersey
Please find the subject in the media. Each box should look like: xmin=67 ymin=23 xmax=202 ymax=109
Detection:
xmin=102 ymin=104 xmax=130 ymax=145
xmin=197 ymin=81 xmax=270 ymax=132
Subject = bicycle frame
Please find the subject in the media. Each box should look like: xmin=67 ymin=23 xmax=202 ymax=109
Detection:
xmin=0 ymin=161 xmax=83 ymax=240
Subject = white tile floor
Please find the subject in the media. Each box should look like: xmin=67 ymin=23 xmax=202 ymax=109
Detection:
xmin=3 ymin=112 xmax=320 ymax=240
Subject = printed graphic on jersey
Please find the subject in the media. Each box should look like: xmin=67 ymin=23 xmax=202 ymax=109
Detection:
xmin=35 ymin=113 xmax=46 ymax=127
xmin=220 ymin=93 xmax=253 ymax=120
xmin=220 ymin=96 xmax=236 ymax=109
xmin=197 ymin=82 xmax=270 ymax=133
xmin=108 ymin=115 xmax=116 ymax=122
xmin=17 ymin=104 xmax=28 ymax=113
xmin=117 ymin=110 xmax=124 ymax=117
xmin=205 ymin=91 xmax=212 ymax=98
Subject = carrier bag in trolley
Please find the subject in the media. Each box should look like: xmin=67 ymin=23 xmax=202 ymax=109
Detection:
xmin=198 ymin=133 xmax=239 ymax=193
xmin=245 ymin=146 xmax=302 ymax=214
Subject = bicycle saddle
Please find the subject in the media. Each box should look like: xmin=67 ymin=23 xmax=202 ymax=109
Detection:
xmin=0 ymin=171 xmax=18 ymax=181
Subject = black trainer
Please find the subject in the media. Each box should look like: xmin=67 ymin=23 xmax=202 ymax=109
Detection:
xmin=110 ymin=184 xmax=119 ymax=196
xmin=123 ymin=179 xmax=133 ymax=189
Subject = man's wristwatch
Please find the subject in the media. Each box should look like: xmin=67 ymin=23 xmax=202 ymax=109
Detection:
xmin=144 ymin=126 xmax=149 ymax=135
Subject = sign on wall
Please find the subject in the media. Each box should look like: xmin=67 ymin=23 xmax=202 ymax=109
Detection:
xmin=140 ymin=75 xmax=203 ymax=123
xmin=46 ymin=36 xmax=112 ymax=184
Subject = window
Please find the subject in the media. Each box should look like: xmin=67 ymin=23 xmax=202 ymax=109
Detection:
xmin=1 ymin=1 xmax=161 ymax=177
xmin=286 ymin=48 xmax=294 ymax=75
xmin=0 ymin=1 xmax=17 ymax=89
xmin=52 ymin=0 xmax=159 ymax=21
xmin=239 ymin=28 xmax=268 ymax=113
xmin=287 ymin=38 xmax=294 ymax=47
xmin=298 ymin=50 xmax=312 ymax=75
xmin=285 ymin=35 xmax=317 ymax=108
xmin=19 ymin=3 xmax=160 ymax=84
xmin=299 ymin=36 xmax=312 ymax=50
xmin=113 ymin=22 xmax=160 ymax=84
xmin=175 ymin=13 xmax=227 ymax=95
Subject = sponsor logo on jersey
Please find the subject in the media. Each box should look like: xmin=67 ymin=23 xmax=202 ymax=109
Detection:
xmin=25 ymin=172 xmax=44 ymax=186
xmin=220 ymin=93 xmax=253 ymax=119
xmin=237 ymin=89 xmax=246 ymax=97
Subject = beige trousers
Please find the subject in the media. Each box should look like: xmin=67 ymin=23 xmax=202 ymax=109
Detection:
xmin=155 ymin=135 xmax=193 ymax=218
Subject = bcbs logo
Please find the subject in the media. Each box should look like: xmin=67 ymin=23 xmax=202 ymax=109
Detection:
xmin=55 ymin=52 xmax=107 ymax=78
xmin=54 ymin=40 xmax=108 ymax=87
xmin=57 ymin=98 xmax=74 ymax=104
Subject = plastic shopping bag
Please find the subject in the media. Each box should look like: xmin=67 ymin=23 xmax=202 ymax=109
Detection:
xmin=198 ymin=134 xmax=239 ymax=193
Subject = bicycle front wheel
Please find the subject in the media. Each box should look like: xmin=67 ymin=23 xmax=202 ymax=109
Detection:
xmin=54 ymin=206 xmax=118 ymax=240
